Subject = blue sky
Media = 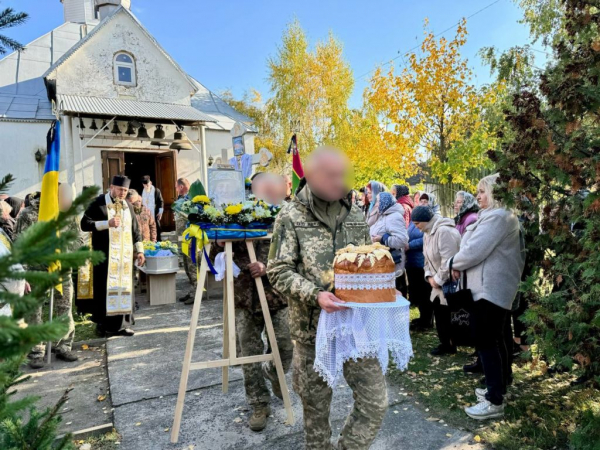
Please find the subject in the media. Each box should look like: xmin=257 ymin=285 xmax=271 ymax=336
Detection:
xmin=3 ymin=0 xmax=544 ymax=107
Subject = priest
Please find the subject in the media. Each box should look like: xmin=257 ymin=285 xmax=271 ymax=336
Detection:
xmin=81 ymin=175 xmax=145 ymax=336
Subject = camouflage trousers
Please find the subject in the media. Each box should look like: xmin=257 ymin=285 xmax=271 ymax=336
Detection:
xmin=176 ymin=216 xmax=197 ymax=294
xmin=29 ymin=275 xmax=75 ymax=358
xmin=293 ymin=343 xmax=388 ymax=450
xmin=235 ymin=307 xmax=293 ymax=407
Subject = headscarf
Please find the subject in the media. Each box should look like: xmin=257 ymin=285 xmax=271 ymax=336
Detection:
xmin=378 ymin=192 xmax=396 ymax=214
xmin=454 ymin=191 xmax=479 ymax=224
xmin=426 ymin=192 xmax=441 ymax=215
xmin=392 ymin=184 xmax=410 ymax=201
xmin=367 ymin=181 xmax=386 ymax=213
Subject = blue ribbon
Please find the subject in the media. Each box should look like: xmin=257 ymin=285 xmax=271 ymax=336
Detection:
xmin=189 ymin=236 xmax=197 ymax=265
xmin=203 ymin=247 xmax=218 ymax=276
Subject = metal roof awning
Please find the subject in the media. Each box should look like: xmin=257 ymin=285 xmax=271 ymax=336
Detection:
xmin=57 ymin=95 xmax=217 ymax=123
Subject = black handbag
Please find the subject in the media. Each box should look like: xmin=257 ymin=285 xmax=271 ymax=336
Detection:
xmin=444 ymin=258 xmax=474 ymax=347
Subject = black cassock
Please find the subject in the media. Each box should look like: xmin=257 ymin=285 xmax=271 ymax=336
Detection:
xmin=80 ymin=194 xmax=142 ymax=332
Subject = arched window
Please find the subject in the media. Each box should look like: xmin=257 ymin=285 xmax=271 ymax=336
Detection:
xmin=114 ymin=52 xmax=136 ymax=86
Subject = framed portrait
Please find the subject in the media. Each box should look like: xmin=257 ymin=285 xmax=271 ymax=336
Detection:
xmin=208 ymin=168 xmax=246 ymax=206
xmin=232 ymin=136 xmax=245 ymax=156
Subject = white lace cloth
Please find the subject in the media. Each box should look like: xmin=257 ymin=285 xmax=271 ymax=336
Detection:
xmin=334 ymin=273 xmax=396 ymax=290
xmin=314 ymin=295 xmax=413 ymax=387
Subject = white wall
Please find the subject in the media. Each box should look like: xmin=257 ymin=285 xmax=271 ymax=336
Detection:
xmin=48 ymin=11 xmax=194 ymax=105
xmin=0 ymin=121 xmax=61 ymax=198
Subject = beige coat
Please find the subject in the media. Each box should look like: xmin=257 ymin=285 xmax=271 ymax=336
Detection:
xmin=423 ymin=216 xmax=461 ymax=305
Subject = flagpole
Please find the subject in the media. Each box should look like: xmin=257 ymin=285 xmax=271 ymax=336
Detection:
xmin=46 ymin=289 xmax=54 ymax=364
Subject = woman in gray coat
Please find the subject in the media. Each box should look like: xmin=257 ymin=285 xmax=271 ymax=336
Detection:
xmin=450 ymin=174 xmax=526 ymax=420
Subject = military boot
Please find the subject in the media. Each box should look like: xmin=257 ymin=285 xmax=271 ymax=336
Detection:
xmin=55 ymin=348 xmax=79 ymax=362
xmin=248 ymin=405 xmax=271 ymax=432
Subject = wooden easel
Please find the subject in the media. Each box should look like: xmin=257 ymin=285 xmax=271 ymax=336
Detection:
xmin=171 ymin=237 xmax=295 ymax=443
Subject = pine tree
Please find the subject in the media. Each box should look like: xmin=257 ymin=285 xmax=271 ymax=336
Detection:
xmin=0 ymin=3 xmax=28 ymax=55
xmin=0 ymin=175 xmax=103 ymax=449
xmin=491 ymin=0 xmax=600 ymax=381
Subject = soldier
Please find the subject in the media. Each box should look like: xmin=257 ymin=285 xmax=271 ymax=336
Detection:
xmin=17 ymin=187 xmax=83 ymax=368
xmin=174 ymin=178 xmax=196 ymax=304
xmin=267 ymin=147 xmax=388 ymax=450
xmin=213 ymin=173 xmax=292 ymax=432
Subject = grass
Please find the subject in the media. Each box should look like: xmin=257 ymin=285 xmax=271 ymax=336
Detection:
xmin=73 ymin=430 xmax=121 ymax=450
xmin=388 ymin=307 xmax=600 ymax=449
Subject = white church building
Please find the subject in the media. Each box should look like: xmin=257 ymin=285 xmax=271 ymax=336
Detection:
xmin=0 ymin=0 xmax=256 ymax=231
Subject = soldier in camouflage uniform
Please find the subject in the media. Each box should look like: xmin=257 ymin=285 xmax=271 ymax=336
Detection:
xmin=267 ymin=148 xmax=388 ymax=450
xmin=17 ymin=188 xmax=84 ymax=368
xmin=213 ymin=173 xmax=293 ymax=431
xmin=174 ymin=178 xmax=197 ymax=304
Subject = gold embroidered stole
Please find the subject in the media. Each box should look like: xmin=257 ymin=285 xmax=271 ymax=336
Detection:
xmin=77 ymin=233 xmax=94 ymax=299
xmin=105 ymin=194 xmax=134 ymax=316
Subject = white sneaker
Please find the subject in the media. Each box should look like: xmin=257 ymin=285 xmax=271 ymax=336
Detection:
xmin=465 ymin=400 xmax=504 ymax=420
xmin=475 ymin=387 xmax=487 ymax=402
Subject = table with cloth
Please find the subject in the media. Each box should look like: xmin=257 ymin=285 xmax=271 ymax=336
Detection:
xmin=314 ymin=294 xmax=414 ymax=387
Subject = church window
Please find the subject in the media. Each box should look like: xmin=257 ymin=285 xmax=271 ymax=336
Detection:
xmin=114 ymin=52 xmax=136 ymax=86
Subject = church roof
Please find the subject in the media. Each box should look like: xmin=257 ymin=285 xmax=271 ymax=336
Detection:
xmin=190 ymin=79 xmax=257 ymax=133
xmin=0 ymin=22 xmax=96 ymax=120
xmin=0 ymin=7 xmax=254 ymax=129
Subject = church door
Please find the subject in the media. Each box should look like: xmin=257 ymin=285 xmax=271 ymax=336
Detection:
xmin=101 ymin=151 xmax=125 ymax=191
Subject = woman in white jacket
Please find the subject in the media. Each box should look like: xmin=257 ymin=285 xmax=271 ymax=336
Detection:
xmin=369 ymin=192 xmax=408 ymax=279
xmin=450 ymin=174 xmax=526 ymax=420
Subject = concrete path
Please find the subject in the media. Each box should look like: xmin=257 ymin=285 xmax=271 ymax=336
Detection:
xmin=108 ymin=272 xmax=484 ymax=450
xmin=12 ymin=340 xmax=112 ymax=437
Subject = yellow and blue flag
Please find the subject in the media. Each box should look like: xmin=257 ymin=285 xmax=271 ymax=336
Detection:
xmin=40 ymin=120 xmax=62 ymax=293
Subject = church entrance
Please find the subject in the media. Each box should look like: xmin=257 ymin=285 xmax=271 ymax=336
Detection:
xmin=101 ymin=150 xmax=177 ymax=232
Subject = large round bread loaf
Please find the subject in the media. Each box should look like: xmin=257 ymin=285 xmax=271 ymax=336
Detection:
xmin=333 ymin=243 xmax=396 ymax=303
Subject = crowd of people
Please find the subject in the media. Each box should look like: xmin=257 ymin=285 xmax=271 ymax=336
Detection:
xmin=0 ymin=147 xmax=528 ymax=448
xmin=350 ymin=174 xmax=527 ymax=421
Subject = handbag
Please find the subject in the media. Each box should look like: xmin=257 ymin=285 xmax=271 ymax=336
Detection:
xmin=444 ymin=257 xmax=474 ymax=347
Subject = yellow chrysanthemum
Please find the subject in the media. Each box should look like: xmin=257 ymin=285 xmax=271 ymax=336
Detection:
xmin=225 ymin=204 xmax=243 ymax=215
xmin=192 ymin=195 xmax=210 ymax=204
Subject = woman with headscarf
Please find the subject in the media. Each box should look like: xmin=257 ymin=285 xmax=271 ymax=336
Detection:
xmin=391 ymin=184 xmax=414 ymax=228
xmin=365 ymin=181 xmax=386 ymax=223
xmin=454 ymin=191 xmax=479 ymax=236
xmin=419 ymin=192 xmax=441 ymax=216
xmin=369 ymin=192 xmax=408 ymax=282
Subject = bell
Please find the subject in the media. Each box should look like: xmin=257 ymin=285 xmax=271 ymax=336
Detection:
xmin=151 ymin=124 xmax=168 ymax=147
xmin=111 ymin=121 xmax=122 ymax=135
xmin=101 ymin=119 xmax=108 ymax=131
xmin=169 ymin=128 xmax=193 ymax=151
xmin=79 ymin=117 xmax=86 ymax=130
xmin=136 ymin=123 xmax=149 ymax=139
xmin=89 ymin=119 xmax=98 ymax=131
xmin=125 ymin=122 xmax=136 ymax=136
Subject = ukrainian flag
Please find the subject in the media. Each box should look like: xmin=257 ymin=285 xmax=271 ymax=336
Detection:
xmin=39 ymin=120 xmax=62 ymax=293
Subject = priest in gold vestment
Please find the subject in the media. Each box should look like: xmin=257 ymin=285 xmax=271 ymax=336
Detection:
xmin=81 ymin=175 xmax=144 ymax=336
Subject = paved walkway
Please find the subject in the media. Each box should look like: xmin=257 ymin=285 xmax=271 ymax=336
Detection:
xmin=107 ymin=272 xmax=483 ymax=450
xmin=12 ymin=269 xmax=484 ymax=449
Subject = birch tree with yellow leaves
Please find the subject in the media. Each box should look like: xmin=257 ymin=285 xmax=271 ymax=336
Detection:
xmin=366 ymin=19 xmax=498 ymax=192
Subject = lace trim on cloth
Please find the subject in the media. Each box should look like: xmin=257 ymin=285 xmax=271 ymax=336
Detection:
xmin=334 ymin=273 xmax=396 ymax=290
xmin=314 ymin=296 xmax=414 ymax=387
